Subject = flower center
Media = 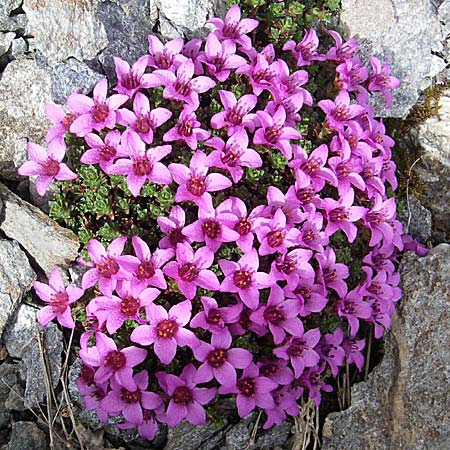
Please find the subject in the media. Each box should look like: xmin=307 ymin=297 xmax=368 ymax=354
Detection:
xmin=121 ymin=388 xmax=141 ymax=404
xmin=235 ymin=217 xmax=251 ymax=235
xmin=366 ymin=211 xmax=386 ymax=224
xmin=267 ymin=230 xmax=285 ymax=248
xmin=287 ymin=341 xmax=305 ymax=357
xmin=133 ymin=156 xmax=152 ymax=176
xmin=156 ymin=50 xmax=172 ymax=69
xmin=98 ymin=144 xmax=117 ymax=161
xmin=221 ymin=146 xmax=240 ymax=166
xmin=301 ymin=159 xmax=321 ymax=174
xmin=260 ymin=363 xmax=278 ymax=378
xmin=137 ymin=260 xmax=156 ymax=281
xmin=207 ymin=349 xmax=228 ymax=368
xmin=168 ymin=227 xmax=186 ymax=246
xmin=173 ymin=386 xmax=193 ymax=405
xmin=187 ymin=175 xmax=207 ymax=196
xmin=41 ymin=158 xmax=60 ymax=176
xmin=179 ymin=263 xmax=199 ymax=282
xmin=80 ymin=365 xmax=95 ymax=385
xmin=177 ymin=119 xmax=193 ymax=136
xmin=239 ymin=310 xmax=252 ymax=330
xmin=120 ymin=296 xmax=140 ymax=317
xmin=122 ymin=71 xmax=140 ymax=90
xmin=156 ymin=319 xmax=178 ymax=339
xmin=237 ymin=377 xmax=256 ymax=397
xmin=302 ymin=227 xmax=317 ymax=243
xmin=92 ymin=102 xmax=110 ymax=122
xmin=50 ymin=291 xmax=69 ymax=314
xmin=264 ymin=306 xmax=285 ymax=325
xmin=202 ymin=219 xmax=221 ymax=239
xmin=63 ymin=113 xmax=76 ymax=131
xmin=276 ymin=256 xmax=296 ymax=274
xmin=96 ymin=257 xmax=120 ymax=278
xmin=174 ymin=78 xmax=191 ymax=96
xmin=336 ymin=161 xmax=352 ymax=178
xmin=334 ymin=106 xmax=349 ymax=121
xmin=135 ymin=115 xmax=153 ymax=134
xmin=222 ymin=22 xmax=240 ymax=39
xmin=92 ymin=387 xmax=106 ymax=401
xmin=296 ymin=186 xmax=315 ymax=204
xmin=233 ymin=270 xmax=252 ymax=289
xmin=104 ymin=350 xmax=126 ymax=370
xmin=206 ymin=308 xmax=223 ymax=325
xmin=227 ymin=106 xmax=245 ymax=125
xmin=264 ymin=127 xmax=281 ymax=144
xmin=212 ymin=54 xmax=226 ymax=72
xmin=329 ymin=207 xmax=349 ymax=222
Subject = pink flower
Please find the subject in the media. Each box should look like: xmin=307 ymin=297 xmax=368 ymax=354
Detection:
xmin=163 ymin=243 xmax=219 ymax=300
xmin=157 ymin=205 xmax=191 ymax=249
xmin=114 ymin=55 xmax=160 ymax=97
xmin=283 ymin=29 xmax=324 ymax=66
xmin=157 ymin=364 xmax=216 ymax=427
xmin=207 ymin=4 xmax=259 ymax=50
xmin=79 ymin=332 xmax=147 ymax=392
xmin=18 ymin=141 xmax=77 ymax=196
xmin=34 ymin=267 xmax=84 ymax=329
xmin=154 ymin=59 xmax=216 ymax=109
xmin=205 ymin=129 xmax=262 ymax=183
xmin=44 ymin=103 xmax=79 ymax=146
xmin=107 ymin=131 xmax=172 ymax=197
xmin=326 ymin=30 xmax=359 ymax=62
xmin=236 ymin=52 xmax=276 ymax=96
xmin=100 ymin=370 xmax=163 ymax=425
xmin=368 ymin=56 xmax=400 ymax=108
xmin=69 ymin=78 xmax=128 ymax=136
xmin=81 ymin=130 xmax=127 ymax=172
xmin=147 ymin=36 xmax=185 ymax=71
xmin=193 ymin=332 xmax=253 ymax=386
xmin=169 ymin=150 xmax=232 ymax=209
xmin=219 ymin=249 xmax=269 ymax=310
xmin=337 ymin=289 xmax=373 ymax=336
xmin=130 ymin=300 xmax=200 ymax=364
xmin=163 ymin=106 xmax=210 ymax=150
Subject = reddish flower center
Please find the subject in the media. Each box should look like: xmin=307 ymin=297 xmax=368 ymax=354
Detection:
xmin=92 ymin=102 xmax=110 ymax=122
xmin=156 ymin=319 xmax=178 ymax=339
xmin=260 ymin=363 xmax=278 ymax=378
xmin=222 ymin=21 xmax=240 ymax=39
xmin=120 ymin=296 xmax=140 ymax=317
xmin=329 ymin=207 xmax=349 ymax=222
xmin=267 ymin=230 xmax=285 ymax=248
xmin=104 ymin=350 xmax=126 ymax=370
xmin=80 ymin=365 xmax=95 ymax=385
xmin=207 ymin=349 xmax=228 ymax=368
xmin=206 ymin=308 xmax=222 ymax=325
xmin=287 ymin=341 xmax=305 ymax=357
xmin=63 ymin=113 xmax=76 ymax=131
xmin=235 ymin=217 xmax=251 ymax=236
xmin=92 ymin=387 xmax=106 ymax=401
xmin=212 ymin=55 xmax=226 ymax=72
xmin=336 ymin=161 xmax=352 ymax=178
xmin=221 ymin=146 xmax=240 ymax=166
xmin=173 ymin=386 xmax=193 ymax=406
xmin=295 ymin=286 xmax=312 ymax=300
xmin=264 ymin=127 xmax=281 ymax=144
xmin=50 ymin=291 xmax=69 ymax=314
xmin=41 ymin=158 xmax=60 ymax=176
xmin=264 ymin=306 xmax=285 ymax=325
xmin=253 ymin=68 xmax=272 ymax=83
xmin=98 ymin=144 xmax=116 ymax=161
xmin=342 ymin=301 xmax=357 ymax=315
xmin=276 ymin=256 xmax=296 ymax=274
xmin=96 ymin=257 xmax=119 ymax=278
xmin=227 ymin=106 xmax=245 ymax=125
xmin=133 ymin=156 xmax=153 ymax=176
xmin=302 ymin=227 xmax=317 ymax=243
xmin=233 ymin=270 xmax=252 ymax=289
xmin=179 ymin=263 xmax=199 ymax=282
xmin=156 ymin=51 xmax=173 ymax=69
xmin=334 ymin=106 xmax=350 ymax=121
xmin=168 ymin=227 xmax=186 ymax=246
xmin=238 ymin=310 xmax=252 ymax=330
xmin=202 ymin=219 xmax=221 ymax=239
xmin=136 ymin=260 xmax=156 ymax=281
xmin=174 ymin=78 xmax=191 ymax=96
xmin=187 ymin=175 xmax=207 ymax=196
xmin=296 ymin=186 xmax=315 ymax=204
xmin=177 ymin=119 xmax=193 ymax=136
xmin=301 ymin=159 xmax=321 ymax=174
xmin=121 ymin=71 xmax=140 ymax=90
xmin=135 ymin=115 xmax=153 ymax=134
xmin=237 ymin=377 xmax=256 ymax=397
xmin=121 ymin=388 xmax=141 ymax=404
xmin=366 ymin=211 xmax=386 ymax=224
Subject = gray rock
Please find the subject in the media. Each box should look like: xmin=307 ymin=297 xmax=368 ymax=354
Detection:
xmin=0 ymin=239 xmax=36 ymax=338
xmin=10 ymin=37 xmax=28 ymax=57
xmin=97 ymin=0 xmax=154 ymax=82
xmin=397 ymin=194 xmax=432 ymax=243
xmin=322 ymin=244 xmax=450 ymax=450
xmin=22 ymin=0 xmax=108 ymax=63
xmin=0 ymin=363 xmax=19 ymax=428
xmin=150 ymin=0 xmax=222 ymax=39
xmin=165 ymin=420 xmax=226 ymax=450
xmin=0 ymin=0 xmax=25 ymax=32
xmin=0 ymin=58 xmax=52 ymax=180
xmin=225 ymin=414 xmax=256 ymax=450
xmin=255 ymin=422 xmax=291 ymax=449
xmin=4 ymin=421 xmax=48 ymax=450
xmin=3 ymin=304 xmax=63 ymax=409
xmin=50 ymin=57 xmax=103 ymax=104
xmin=340 ymin=0 xmax=447 ymax=118
xmin=5 ymin=383 xmax=26 ymax=411
xmin=403 ymin=89 xmax=450 ymax=237
xmin=0 ymin=182 xmax=79 ymax=277
xmin=28 ymin=177 xmax=58 ymax=214
xmin=0 ymin=31 xmax=15 ymax=57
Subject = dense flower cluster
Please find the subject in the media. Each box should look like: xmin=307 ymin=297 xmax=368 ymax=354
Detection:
xmin=20 ymin=4 xmax=417 ymax=440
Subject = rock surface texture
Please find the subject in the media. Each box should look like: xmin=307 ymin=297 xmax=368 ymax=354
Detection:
xmin=340 ymin=0 xmax=449 ymax=118
xmin=0 ymin=182 xmax=79 ymax=276
xmin=322 ymin=244 xmax=450 ymax=450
